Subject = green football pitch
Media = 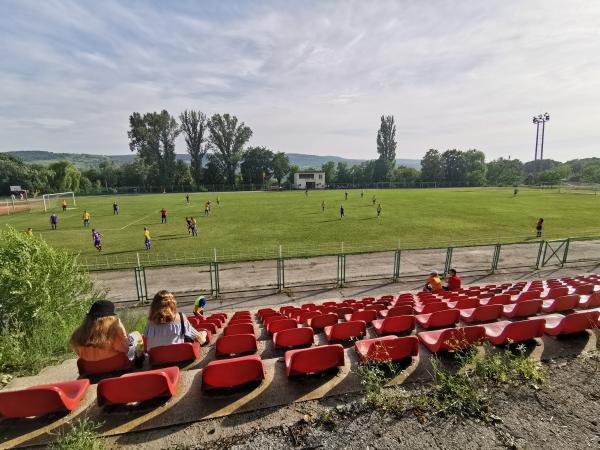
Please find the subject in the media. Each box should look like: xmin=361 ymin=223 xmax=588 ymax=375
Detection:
xmin=1 ymin=187 xmax=599 ymax=266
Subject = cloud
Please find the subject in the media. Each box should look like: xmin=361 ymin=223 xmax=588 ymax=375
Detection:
xmin=1 ymin=0 xmax=600 ymax=161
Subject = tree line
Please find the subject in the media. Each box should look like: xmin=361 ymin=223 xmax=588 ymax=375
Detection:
xmin=1 ymin=111 xmax=600 ymax=195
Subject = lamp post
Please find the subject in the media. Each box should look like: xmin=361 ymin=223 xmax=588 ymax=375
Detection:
xmin=532 ymin=113 xmax=550 ymax=160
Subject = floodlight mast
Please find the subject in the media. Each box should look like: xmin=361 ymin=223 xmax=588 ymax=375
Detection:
xmin=532 ymin=113 xmax=550 ymax=160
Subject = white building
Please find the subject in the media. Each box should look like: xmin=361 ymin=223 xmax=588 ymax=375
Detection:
xmin=293 ymin=171 xmax=326 ymax=189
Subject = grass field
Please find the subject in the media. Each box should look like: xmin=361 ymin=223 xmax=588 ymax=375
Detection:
xmin=1 ymin=187 xmax=599 ymax=268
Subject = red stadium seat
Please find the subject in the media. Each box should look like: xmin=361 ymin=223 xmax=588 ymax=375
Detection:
xmin=307 ymin=313 xmax=338 ymax=330
xmin=204 ymin=317 xmax=223 ymax=328
xmin=229 ymin=319 xmax=253 ymax=326
xmin=447 ymin=298 xmax=479 ymax=310
xmin=224 ymin=323 xmax=255 ymax=336
xmin=502 ymin=299 xmax=543 ymax=318
xmin=187 ymin=316 xmax=204 ymax=328
xmin=257 ymin=308 xmax=276 ymax=320
xmin=418 ymin=326 xmax=486 ymax=353
xmin=542 ymin=287 xmax=569 ymax=300
xmin=267 ymin=318 xmax=298 ymax=335
xmin=263 ymin=315 xmax=286 ymax=327
xmin=355 ymin=335 xmax=419 ymax=363
xmin=460 ymin=305 xmax=503 ymax=323
xmin=202 ymin=355 xmax=265 ymax=389
xmin=280 ymin=306 xmax=295 ymax=315
xmin=413 ymin=302 xmax=448 ymax=314
xmin=364 ymin=304 xmax=385 ymax=313
xmin=194 ymin=322 xmax=218 ymax=334
xmin=542 ymin=295 xmax=580 ymax=313
xmin=344 ymin=310 xmax=377 ymax=323
xmin=324 ymin=321 xmax=367 ymax=342
xmin=479 ymin=294 xmax=511 ymax=306
xmin=579 ymin=292 xmax=600 ymax=309
xmin=298 ymin=310 xmax=322 ymax=324
xmin=212 ymin=313 xmax=227 ymax=321
xmin=97 ymin=366 xmax=179 ymax=406
xmin=323 ymin=301 xmax=338 ymax=307
xmin=415 ymin=309 xmax=460 ymax=329
xmin=515 ymin=290 xmax=542 ymax=302
xmin=542 ymin=311 xmax=600 ymax=336
xmin=379 ymin=305 xmax=413 ymax=318
xmin=301 ymin=303 xmax=318 ymax=311
xmin=149 ymin=342 xmax=200 ymax=366
xmin=273 ymin=327 xmax=314 ymax=348
xmin=335 ymin=306 xmax=355 ymax=319
xmin=77 ymin=353 xmax=132 ymax=375
xmin=482 ymin=319 xmax=545 ymax=345
xmin=574 ymin=284 xmax=595 ymax=295
xmin=216 ymin=334 xmax=257 ymax=356
xmin=285 ymin=344 xmax=345 ymax=376
xmin=372 ymin=315 xmax=416 ymax=335
xmin=0 ymin=379 xmax=90 ymax=418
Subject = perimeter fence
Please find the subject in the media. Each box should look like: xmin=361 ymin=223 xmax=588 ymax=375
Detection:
xmin=86 ymin=234 xmax=600 ymax=304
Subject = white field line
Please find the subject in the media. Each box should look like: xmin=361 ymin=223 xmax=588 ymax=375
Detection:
xmin=119 ymin=212 xmax=155 ymax=230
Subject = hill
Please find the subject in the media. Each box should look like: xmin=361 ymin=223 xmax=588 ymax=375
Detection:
xmin=3 ymin=150 xmax=421 ymax=170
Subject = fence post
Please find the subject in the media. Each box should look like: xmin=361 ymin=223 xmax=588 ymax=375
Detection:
xmin=491 ymin=243 xmax=501 ymax=272
xmin=134 ymin=266 xmax=148 ymax=304
xmin=210 ymin=262 xmax=220 ymax=297
xmin=443 ymin=247 xmax=453 ymax=276
xmin=393 ymin=249 xmax=401 ymax=281
xmin=561 ymin=238 xmax=570 ymax=266
xmin=337 ymin=254 xmax=346 ymax=287
xmin=535 ymin=240 xmax=545 ymax=269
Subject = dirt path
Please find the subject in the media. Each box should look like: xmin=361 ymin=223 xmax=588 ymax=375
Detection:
xmin=108 ymin=354 xmax=600 ymax=450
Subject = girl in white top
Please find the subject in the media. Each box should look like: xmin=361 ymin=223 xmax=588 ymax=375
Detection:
xmin=143 ymin=290 xmax=206 ymax=351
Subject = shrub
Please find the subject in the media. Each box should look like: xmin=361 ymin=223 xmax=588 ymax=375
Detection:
xmin=0 ymin=226 xmax=99 ymax=375
xmin=50 ymin=418 xmax=106 ymax=450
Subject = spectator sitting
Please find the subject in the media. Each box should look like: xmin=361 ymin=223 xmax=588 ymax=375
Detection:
xmin=424 ymin=271 xmax=443 ymax=293
xmin=70 ymin=300 xmax=141 ymax=362
xmin=144 ymin=290 xmax=206 ymax=351
xmin=445 ymin=268 xmax=462 ymax=291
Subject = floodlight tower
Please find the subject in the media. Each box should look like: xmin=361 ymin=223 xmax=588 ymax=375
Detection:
xmin=532 ymin=113 xmax=550 ymax=160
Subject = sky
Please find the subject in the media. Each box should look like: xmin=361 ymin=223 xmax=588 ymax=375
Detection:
xmin=1 ymin=0 xmax=600 ymax=162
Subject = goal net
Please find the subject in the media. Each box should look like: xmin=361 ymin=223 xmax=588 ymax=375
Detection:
xmin=42 ymin=192 xmax=77 ymax=212
xmin=558 ymin=184 xmax=600 ymax=195
xmin=0 ymin=198 xmax=45 ymax=215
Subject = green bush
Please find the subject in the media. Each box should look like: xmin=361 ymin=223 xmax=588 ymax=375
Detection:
xmin=50 ymin=418 xmax=106 ymax=450
xmin=0 ymin=226 xmax=99 ymax=375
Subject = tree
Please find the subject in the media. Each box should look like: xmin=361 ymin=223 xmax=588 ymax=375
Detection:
xmin=486 ymin=158 xmax=523 ymax=186
xmin=241 ymin=147 xmax=274 ymax=184
xmin=393 ymin=166 xmax=420 ymax=185
xmin=173 ymin=160 xmax=193 ymax=188
xmin=375 ymin=115 xmax=397 ymax=180
xmin=128 ymin=110 xmax=180 ymax=187
xmin=335 ymin=162 xmax=351 ymax=184
xmin=179 ymin=110 xmax=208 ymax=186
xmin=442 ymin=149 xmax=468 ymax=184
xmin=464 ymin=149 xmax=487 ymax=186
xmin=271 ymin=152 xmax=290 ymax=186
xmin=420 ymin=149 xmax=444 ymax=183
xmin=204 ymin=153 xmax=226 ymax=185
xmin=0 ymin=154 xmax=50 ymax=194
xmin=98 ymin=160 xmax=121 ymax=188
xmin=286 ymin=164 xmax=300 ymax=188
xmin=47 ymin=161 xmax=81 ymax=192
xmin=582 ymin=163 xmax=600 ymax=184
xmin=321 ymin=161 xmax=336 ymax=185
xmin=120 ymin=158 xmax=151 ymax=188
xmin=208 ymin=113 xmax=253 ymax=185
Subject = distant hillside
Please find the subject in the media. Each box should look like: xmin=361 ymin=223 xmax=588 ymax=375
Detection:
xmin=3 ymin=150 xmax=421 ymax=170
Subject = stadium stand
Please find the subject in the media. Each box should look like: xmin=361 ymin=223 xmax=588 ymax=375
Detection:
xmin=97 ymin=366 xmax=179 ymax=406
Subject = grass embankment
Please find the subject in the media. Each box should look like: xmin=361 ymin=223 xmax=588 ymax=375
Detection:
xmin=1 ymin=188 xmax=599 ymax=268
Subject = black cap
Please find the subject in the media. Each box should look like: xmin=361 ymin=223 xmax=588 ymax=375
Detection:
xmin=87 ymin=300 xmax=116 ymax=318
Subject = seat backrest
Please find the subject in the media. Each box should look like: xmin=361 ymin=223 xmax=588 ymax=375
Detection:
xmin=452 ymin=298 xmax=479 ymax=309
xmin=224 ymin=323 xmax=255 ymax=336
xmin=364 ymin=304 xmax=385 ymax=312
xmin=420 ymin=302 xmax=449 ymax=314
xmin=561 ymin=311 xmax=600 ymax=333
xmin=350 ymin=310 xmax=377 ymax=322
xmin=545 ymin=287 xmax=569 ymax=299
xmin=506 ymin=319 xmax=545 ymax=340
xmin=335 ymin=307 xmax=354 ymax=318
xmin=308 ymin=313 xmax=338 ymax=329
xmin=553 ymin=294 xmax=580 ymax=310
xmin=517 ymin=290 xmax=542 ymax=302
xmin=386 ymin=305 xmax=413 ymax=317
xmin=513 ymin=299 xmax=543 ymax=315
xmin=77 ymin=353 xmax=131 ymax=375
xmin=273 ymin=327 xmax=314 ymax=348
xmin=267 ymin=318 xmax=298 ymax=334
xmin=298 ymin=310 xmax=322 ymax=324
xmin=428 ymin=309 xmax=460 ymax=326
xmin=330 ymin=321 xmax=366 ymax=339
xmin=382 ymin=315 xmax=415 ymax=332
xmin=438 ymin=326 xmax=485 ymax=350
xmin=486 ymin=294 xmax=511 ymax=306
xmin=263 ymin=315 xmax=286 ymax=326
xmin=149 ymin=342 xmax=199 ymax=365
xmin=216 ymin=334 xmax=257 ymax=355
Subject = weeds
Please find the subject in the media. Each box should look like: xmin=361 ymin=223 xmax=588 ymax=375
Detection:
xmin=49 ymin=418 xmax=106 ymax=450
xmin=318 ymin=409 xmax=337 ymax=429
xmin=356 ymin=343 xmax=546 ymax=421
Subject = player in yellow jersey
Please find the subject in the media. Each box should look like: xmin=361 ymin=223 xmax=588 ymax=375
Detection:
xmin=144 ymin=227 xmax=151 ymax=251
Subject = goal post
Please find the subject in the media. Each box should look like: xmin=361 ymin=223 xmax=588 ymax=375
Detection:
xmin=42 ymin=192 xmax=76 ymax=212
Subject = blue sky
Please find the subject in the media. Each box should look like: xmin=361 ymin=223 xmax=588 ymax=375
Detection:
xmin=1 ymin=0 xmax=599 ymax=161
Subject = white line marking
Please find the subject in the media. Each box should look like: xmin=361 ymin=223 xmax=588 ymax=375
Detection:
xmin=120 ymin=212 xmax=155 ymax=230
